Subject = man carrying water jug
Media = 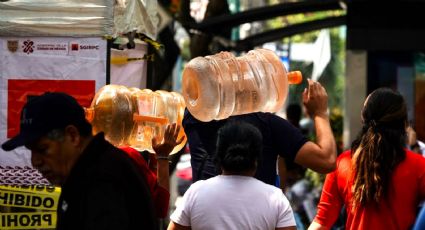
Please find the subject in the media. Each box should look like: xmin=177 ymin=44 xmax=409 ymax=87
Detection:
xmin=183 ymin=79 xmax=336 ymax=187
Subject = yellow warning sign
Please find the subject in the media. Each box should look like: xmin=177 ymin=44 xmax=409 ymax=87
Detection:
xmin=0 ymin=212 xmax=56 ymax=229
xmin=0 ymin=185 xmax=60 ymax=210
xmin=0 ymin=185 xmax=60 ymax=195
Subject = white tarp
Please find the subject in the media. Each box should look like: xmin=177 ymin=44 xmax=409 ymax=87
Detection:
xmin=311 ymin=29 xmax=331 ymax=81
xmin=290 ymin=29 xmax=331 ymax=81
xmin=0 ymin=37 xmax=107 ymax=167
xmin=0 ymin=0 xmax=158 ymax=39
xmin=114 ymin=0 xmax=159 ymax=39
xmin=111 ymin=42 xmax=148 ymax=89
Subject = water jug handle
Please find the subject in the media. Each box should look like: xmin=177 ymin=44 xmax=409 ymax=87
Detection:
xmin=133 ymin=113 xmax=169 ymax=125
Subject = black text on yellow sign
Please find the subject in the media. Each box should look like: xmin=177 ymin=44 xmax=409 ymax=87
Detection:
xmin=0 ymin=185 xmax=60 ymax=210
xmin=0 ymin=185 xmax=60 ymax=195
xmin=0 ymin=212 xmax=56 ymax=229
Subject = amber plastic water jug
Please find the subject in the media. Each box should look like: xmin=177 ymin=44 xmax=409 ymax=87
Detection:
xmin=182 ymin=48 xmax=302 ymax=122
xmin=85 ymin=85 xmax=186 ymax=154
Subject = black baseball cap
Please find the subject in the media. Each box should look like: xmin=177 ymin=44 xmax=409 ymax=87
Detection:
xmin=2 ymin=92 xmax=89 ymax=151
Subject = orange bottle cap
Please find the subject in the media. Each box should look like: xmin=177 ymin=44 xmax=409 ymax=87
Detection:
xmin=84 ymin=107 xmax=94 ymax=123
xmin=287 ymin=71 xmax=302 ymax=84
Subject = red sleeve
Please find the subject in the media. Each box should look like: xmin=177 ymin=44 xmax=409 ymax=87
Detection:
xmin=120 ymin=146 xmax=170 ymax=218
xmin=410 ymin=150 xmax=425 ymax=200
xmin=152 ymin=185 xmax=170 ymax=218
xmin=314 ymin=166 xmax=344 ymax=228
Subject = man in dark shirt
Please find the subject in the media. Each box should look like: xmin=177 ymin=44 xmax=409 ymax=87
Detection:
xmin=183 ymin=79 xmax=336 ymax=185
xmin=1 ymin=92 xmax=181 ymax=230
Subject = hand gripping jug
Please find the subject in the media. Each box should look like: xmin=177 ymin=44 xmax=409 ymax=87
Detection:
xmin=182 ymin=48 xmax=302 ymax=122
xmin=85 ymin=85 xmax=186 ymax=154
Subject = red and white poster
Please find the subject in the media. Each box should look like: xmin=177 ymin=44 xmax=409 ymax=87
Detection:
xmin=0 ymin=37 xmax=107 ymax=167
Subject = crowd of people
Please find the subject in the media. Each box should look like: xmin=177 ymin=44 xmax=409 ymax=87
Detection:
xmin=2 ymin=80 xmax=425 ymax=230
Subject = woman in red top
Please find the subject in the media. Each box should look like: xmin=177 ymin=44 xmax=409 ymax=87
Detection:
xmin=309 ymin=88 xmax=425 ymax=230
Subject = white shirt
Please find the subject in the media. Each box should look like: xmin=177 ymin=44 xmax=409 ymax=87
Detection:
xmin=170 ymin=175 xmax=296 ymax=230
xmin=419 ymin=140 xmax=425 ymax=156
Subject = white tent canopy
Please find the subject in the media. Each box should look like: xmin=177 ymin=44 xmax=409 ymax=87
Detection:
xmin=0 ymin=0 xmax=159 ymax=39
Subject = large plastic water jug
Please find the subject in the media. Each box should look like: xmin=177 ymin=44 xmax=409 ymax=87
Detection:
xmin=85 ymin=85 xmax=186 ymax=154
xmin=182 ymin=48 xmax=302 ymax=122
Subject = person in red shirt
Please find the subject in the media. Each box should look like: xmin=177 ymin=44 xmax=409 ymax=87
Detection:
xmin=309 ymin=88 xmax=425 ymax=230
xmin=120 ymin=123 xmax=184 ymax=218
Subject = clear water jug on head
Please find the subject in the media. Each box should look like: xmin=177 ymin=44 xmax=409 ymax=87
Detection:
xmin=182 ymin=48 xmax=302 ymax=122
xmin=85 ymin=84 xmax=186 ymax=154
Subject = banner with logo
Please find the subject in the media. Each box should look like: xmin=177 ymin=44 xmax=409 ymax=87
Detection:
xmin=0 ymin=37 xmax=107 ymax=167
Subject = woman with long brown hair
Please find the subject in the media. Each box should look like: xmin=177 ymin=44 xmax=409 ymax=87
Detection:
xmin=309 ymin=88 xmax=425 ymax=230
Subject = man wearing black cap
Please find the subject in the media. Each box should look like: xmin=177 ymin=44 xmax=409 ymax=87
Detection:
xmin=2 ymin=92 xmax=181 ymax=230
